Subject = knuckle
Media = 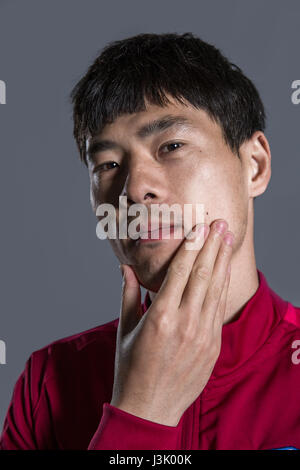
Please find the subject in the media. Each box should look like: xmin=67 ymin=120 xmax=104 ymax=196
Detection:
xmin=221 ymin=239 xmax=233 ymax=255
xmin=153 ymin=300 xmax=166 ymax=316
xmin=208 ymin=282 xmax=223 ymax=301
xmin=192 ymin=264 xmax=211 ymax=282
xmin=218 ymin=245 xmax=229 ymax=259
xmin=181 ymin=321 xmax=198 ymax=342
xmin=169 ymin=261 xmax=188 ymax=278
xmin=149 ymin=311 xmax=171 ymax=336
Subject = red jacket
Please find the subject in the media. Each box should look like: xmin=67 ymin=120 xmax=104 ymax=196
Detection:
xmin=1 ymin=269 xmax=300 ymax=450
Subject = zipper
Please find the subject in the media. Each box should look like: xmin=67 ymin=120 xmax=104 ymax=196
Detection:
xmin=181 ymin=393 xmax=201 ymax=449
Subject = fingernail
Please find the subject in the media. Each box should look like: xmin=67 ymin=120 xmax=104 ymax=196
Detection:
xmin=215 ymin=220 xmax=227 ymax=234
xmin=223 ymin=232 xmax=234 ymax=246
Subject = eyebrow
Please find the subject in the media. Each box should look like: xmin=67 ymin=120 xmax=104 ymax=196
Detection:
xmin=86 ymin=114 xmax=194 ymax=163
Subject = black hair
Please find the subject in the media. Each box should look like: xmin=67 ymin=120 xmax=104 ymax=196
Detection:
xmin=70 ymin=32 xmax=266 ymax=175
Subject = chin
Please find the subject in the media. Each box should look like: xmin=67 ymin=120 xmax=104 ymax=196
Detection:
xmin=131 ymin=244 xmax=180 ymax=292
xmin=135 ymin=267 xmax=166 ymax=293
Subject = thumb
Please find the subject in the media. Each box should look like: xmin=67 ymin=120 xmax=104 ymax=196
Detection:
xmin=119 ymin=264 xmax=142 ymax=336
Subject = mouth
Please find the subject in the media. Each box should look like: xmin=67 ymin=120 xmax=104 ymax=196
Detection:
xmin=135 ymin=224 xmax=182 ymax=245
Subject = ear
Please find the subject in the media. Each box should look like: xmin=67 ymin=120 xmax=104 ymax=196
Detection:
xmin=90 ymin=184 xmax=96 ymax=213
xmin=240 ymin=131 xmax=272 ymax=199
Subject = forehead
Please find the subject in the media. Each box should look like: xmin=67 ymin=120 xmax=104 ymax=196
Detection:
xmin=101 ymin=98 xmax=208 ymax=135
xmin=87 ymin=97 xmax=220 ymax=148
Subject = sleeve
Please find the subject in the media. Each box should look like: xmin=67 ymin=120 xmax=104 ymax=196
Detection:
xmin=0 ymin=350 xmax=48 ymax=450
xmin=87 ymin=402 xmax=184 ymax=450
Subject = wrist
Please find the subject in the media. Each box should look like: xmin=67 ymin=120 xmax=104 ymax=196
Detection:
xmin=109 ymin=400 xmax=180 ymax=427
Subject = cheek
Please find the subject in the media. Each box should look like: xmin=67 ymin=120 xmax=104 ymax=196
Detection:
xmin=108 ymin=238 xmax=128 ymax=264
xmin=211 ymin=166 xmax=249 ymax=245
xmin=182 ymin=159 xmax=248 ymax=234
xmin=176 ymin=158 xmax=220 ymax=208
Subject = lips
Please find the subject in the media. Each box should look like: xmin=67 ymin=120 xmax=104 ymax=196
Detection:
xmin=136 ymin=225 xmax=184 ymax=243
xmin=139 ymin=223 xmax=175 ymax=238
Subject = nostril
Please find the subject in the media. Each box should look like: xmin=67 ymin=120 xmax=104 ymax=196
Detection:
xmin=144 ymin=193 xmax=155 ymax=200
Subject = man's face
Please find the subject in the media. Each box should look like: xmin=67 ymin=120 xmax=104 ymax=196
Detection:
xmin=87 ymin=96 xmax=250 ymax=292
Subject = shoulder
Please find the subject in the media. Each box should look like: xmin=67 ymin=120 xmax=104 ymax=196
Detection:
xmin=282 ymin=302 xmax=300 ymax=329
xmin=27 ymin=317 xmax=120 ymax=382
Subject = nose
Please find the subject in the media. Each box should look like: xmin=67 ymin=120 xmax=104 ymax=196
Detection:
xmin=122 ymin=156 xmax=168 ymax=207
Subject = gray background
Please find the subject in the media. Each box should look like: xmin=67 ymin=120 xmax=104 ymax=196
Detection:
xmin=0 ymin=0 xmax=299 ymax=430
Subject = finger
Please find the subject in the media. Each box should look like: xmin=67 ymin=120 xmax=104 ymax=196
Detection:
xmin=153 ymin=223 xmax=210 ymax=309
xmin=118 ymin=264 xmax=142 ymax=337
xmin=200 ymin=231 xmax=233 ymax=326
xmin=213 ymin=261 xmax=231 ymax=331
xmin=179 ymin=220 xmax=229 ymax=312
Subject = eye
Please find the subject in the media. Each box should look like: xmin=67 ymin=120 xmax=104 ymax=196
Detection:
xmin=93 ymin=161 xmax=119 ymax=174
xmin=159 ymin=142 xmax=184 ymax=154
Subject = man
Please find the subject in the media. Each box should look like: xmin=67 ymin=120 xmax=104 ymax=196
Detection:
xmin=1 ymin=32 xmax=300 ymax=450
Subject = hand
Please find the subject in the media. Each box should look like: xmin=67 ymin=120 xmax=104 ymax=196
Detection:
xmin=110 ymin=219 xmax=234 ymax=426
